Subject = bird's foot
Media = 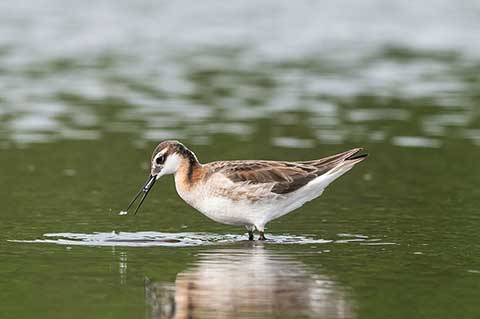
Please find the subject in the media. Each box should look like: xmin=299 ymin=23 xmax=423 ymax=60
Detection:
xmin=258 ymin=232 xmax=267 ymax=241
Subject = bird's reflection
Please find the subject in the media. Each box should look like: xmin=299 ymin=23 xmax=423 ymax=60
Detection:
xmin=145 ymin=244 xmax=355 ymax=319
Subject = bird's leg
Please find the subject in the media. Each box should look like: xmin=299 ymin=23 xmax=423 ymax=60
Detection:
xmin=258 ymin=231 xmax=267 ymax=241
xmin=245 ymin=225 xmax=255 ymax=241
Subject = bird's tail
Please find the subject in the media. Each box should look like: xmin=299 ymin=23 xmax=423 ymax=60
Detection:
xmin=308 ymin=148 xmax=368 ymax=188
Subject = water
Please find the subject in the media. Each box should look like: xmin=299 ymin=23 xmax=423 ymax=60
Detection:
xmin=1 ymin=1 xmax=480 ymax=318
xmin=13 ymin=231 xmax=389 ymax=247
xmin=145 ymin=247 xmax=355 ymax=319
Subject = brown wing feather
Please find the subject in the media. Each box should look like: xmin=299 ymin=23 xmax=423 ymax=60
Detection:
xmin=205 ymin=148 xmax=363 ymax=195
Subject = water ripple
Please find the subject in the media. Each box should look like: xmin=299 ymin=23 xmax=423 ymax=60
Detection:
xmin=12 ymin=231 xmax=333 ymax=247
xmin=11 ymin=231 xmax=396 ymax=247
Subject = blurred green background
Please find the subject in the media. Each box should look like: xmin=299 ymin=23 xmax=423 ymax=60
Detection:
xmin=1 ymin=1 xmax=480 ymax=318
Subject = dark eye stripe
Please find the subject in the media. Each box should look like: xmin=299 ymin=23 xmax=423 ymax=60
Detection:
xmin=156 ymin=155 xmax=165 ymax=165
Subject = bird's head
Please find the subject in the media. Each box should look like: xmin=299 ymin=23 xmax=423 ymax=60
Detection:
xmin=125 ymin=140 xmax=197 ymax=214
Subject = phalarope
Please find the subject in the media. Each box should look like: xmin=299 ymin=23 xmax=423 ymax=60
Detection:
xmin=125 ymin=140 xmax=367 ymax=240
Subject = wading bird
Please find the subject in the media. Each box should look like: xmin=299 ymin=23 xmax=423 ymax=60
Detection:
xmin=125 ymin=140 xmax=367 ymax=240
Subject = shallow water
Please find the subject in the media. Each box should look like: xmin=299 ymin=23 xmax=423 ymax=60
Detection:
xmin=1 ymin=1 xmax=480 ymax=319
xmin=13 ymin=231 xmax=392 ymax=247
xmin=145 ymin=246 xmax=355 ymax=319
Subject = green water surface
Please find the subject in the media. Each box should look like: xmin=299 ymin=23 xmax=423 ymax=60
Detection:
xmin=1 ymin=135 xmax=480 ymax=318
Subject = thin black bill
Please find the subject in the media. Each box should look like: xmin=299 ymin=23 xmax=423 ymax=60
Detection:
xmin=125 ymin=175 xmax=157 ymax=215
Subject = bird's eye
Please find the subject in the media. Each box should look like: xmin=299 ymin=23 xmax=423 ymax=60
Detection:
xmin=156 ymin=155 xmax=165 ymax=165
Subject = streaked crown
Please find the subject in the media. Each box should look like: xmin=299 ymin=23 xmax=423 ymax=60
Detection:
xmin=150 ymin=140 xmax=199 ymax=177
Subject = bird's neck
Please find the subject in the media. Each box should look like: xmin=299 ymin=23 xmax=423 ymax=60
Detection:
xmin=174 ymin=151 xmax=204 ymax=191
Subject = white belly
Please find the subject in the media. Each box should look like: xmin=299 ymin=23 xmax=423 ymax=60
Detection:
xmin=175 ymin=182 xmax=321 ymax=229
xmin=177 ymin=185 xmax=272 ymax=226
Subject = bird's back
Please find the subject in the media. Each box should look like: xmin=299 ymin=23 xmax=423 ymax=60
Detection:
xmin=203 ymin=148 xmax=366 ymax=196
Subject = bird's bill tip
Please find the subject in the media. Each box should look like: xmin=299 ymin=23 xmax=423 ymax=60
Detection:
xmin=125 ymin=175 xmax=157 ymax=215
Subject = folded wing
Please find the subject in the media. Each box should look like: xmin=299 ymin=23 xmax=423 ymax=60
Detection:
xmin=206 ymin=148 xmax=364 ymax=195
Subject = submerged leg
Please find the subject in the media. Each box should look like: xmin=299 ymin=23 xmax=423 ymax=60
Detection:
xmin=245 ymin=225 xmax=255 ymax=241
xmin=255 ymin=224 xmax=267 ymax=241
xmin=258 ymin=231 xmax=267 ymax=241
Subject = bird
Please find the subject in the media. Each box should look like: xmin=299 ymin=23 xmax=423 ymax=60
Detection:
xmin=125 ymin=140 xmax=367 ymax=241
